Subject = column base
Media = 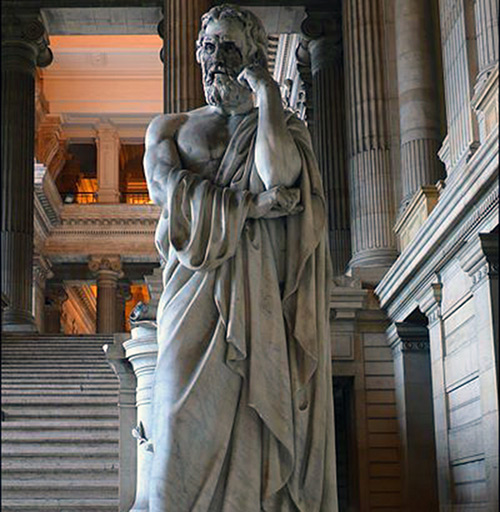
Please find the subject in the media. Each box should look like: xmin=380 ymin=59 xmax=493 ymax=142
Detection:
xmin=2 ymin=308 xmax=38 ymax=333
xmin=347 ymin=248 xmax=399 ymax=285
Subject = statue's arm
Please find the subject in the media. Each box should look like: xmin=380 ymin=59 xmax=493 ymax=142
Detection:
xmin=143 ymin=114 xmax=184 ymax=208
xmin=238 ymin=65 xmax=302 ymax=190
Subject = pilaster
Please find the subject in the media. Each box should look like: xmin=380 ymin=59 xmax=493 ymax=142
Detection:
xmin=96 ymin=123 xmax=121 ymax=204
xmin=420 ymin=281 xmax=454 ymax=508
xmin=387 ymin=321 xmax=439 ymax=511
xmin=458 ymin=232 xmax=499 ymax=510
xmin=1 ymin=9 xmax=52 ymax=332
xmin=116 ymin=282 xmax=132 ymax=333
xmin=302 ymin=8 xmax=351 ymax=276
xmin=44 ymin=281 xmax=68 ymax=334
xmin=32 ymin=254 xmax=53 ymax=333
xmin=89 ymin=256 xmax=124 ymax=333
xmin=343 ymin=0 xmax=398 ymax=283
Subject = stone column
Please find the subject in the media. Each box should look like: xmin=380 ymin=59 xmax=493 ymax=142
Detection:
xmin=116 ymin=282 xmax=132 ymax=333
xmin=388 ymin=322 xmax=439 ymax=511
xmin=89 ymin=256 xmax=123 ymax=334
xmin=161 ymin=0 xmax=210 ymax=113
xmin=96 ymin=123 xmax=120 ymax=203
xmin=458 ymin=233 xmax=499 ymax=510
xmin=395 ymin=0 xmax=444 ymax=211
xmin=343 ymin=0 xmax=398 ymax=283
xmin=474 ymin=0 xmax=499 ymax=87
xmin=1 ymin=10 xmax=52 ymax=331
xmin=302 ymin=9 xmax=351 ymax=276
xmin=32 ymin=255 xmax=53 ymax=333
xmin=124 ymin=323 xmax=158 ymax=512
xmin=44 ymin=282 xmax=68 ymax=334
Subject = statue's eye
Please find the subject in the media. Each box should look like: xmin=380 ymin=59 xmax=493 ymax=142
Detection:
xmin=204 ymin=41 xmax=215 ymax=53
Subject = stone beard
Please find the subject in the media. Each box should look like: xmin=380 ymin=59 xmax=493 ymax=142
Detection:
xmin=204 ymin=73 xmax=246 ymax=108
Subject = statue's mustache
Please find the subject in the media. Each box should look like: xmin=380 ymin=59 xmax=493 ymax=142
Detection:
xmin=204 ymin=63 xmax=239 ymax=85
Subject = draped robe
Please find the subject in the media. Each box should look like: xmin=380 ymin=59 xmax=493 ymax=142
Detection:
xmin=149 ymin=110 xmax=338 ymax=512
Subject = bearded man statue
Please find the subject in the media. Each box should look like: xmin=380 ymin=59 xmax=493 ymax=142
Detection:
xmin=144 ymin=4 xmax=338 ymax=511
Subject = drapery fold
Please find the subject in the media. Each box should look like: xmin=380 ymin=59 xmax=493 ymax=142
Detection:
xmin=150 ymin=109 xmax=337 ymax=512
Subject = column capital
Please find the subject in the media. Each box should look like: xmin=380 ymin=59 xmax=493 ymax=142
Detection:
xmin=388 ymin=322 xmax=430 ymax=354
xmin=89 ymin=256 xmax=124 ymax=279
xmin=33 ymin=254 xmax=54 ymax=285
xmin=458 ymin=233 xmax=499 ymax=287
xmin=1 ymin=10 xmax=53 ymax=68
xmin=301 ymin=9 xmax=342 ymax=73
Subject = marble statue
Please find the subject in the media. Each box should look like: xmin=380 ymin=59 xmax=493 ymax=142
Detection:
xmin=144 ymin=4 xmax=338 ymax=511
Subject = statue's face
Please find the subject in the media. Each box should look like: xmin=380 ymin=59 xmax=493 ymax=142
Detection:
xmin=199 ymin=18 xmax=248 ymax=84
xmin=198 ymin=18 xmax=253 ymax=110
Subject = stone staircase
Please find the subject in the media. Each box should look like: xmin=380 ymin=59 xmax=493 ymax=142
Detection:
xmin=1 ymin=334 xmax=120 ymax=512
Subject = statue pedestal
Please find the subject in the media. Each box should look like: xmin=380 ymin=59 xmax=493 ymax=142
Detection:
xmin=124 ymin=323 xmax=158 ymax=512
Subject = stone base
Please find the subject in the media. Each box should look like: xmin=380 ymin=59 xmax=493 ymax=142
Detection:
xmin=1 ymin=308 xmax=38 ymax=333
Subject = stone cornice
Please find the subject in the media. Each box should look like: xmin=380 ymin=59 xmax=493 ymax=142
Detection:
xmin=43 ymin=203 xmax=160 ymax=258
xmin=376 ymin=125 xmax=499 ymax=321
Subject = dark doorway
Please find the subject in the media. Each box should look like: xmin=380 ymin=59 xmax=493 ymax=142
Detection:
xmin=333 ymin=376 xmax=359 ymax=512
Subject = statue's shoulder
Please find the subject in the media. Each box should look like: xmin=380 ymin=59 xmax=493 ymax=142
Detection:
xmin=146 ymin=106 xmax=214 ymax=145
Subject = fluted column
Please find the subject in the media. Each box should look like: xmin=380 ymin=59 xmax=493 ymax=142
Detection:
xmin=395 ymin=0 xmax=444 ymax=210
xmin=161 ymin=0 xmax=210 ymax=113
xmin=343 ymin=0 xmax=398 ymax=281
xmin=474 ymin=0 xmax=499 ymax=87
xmin=96 ymin=123 xmax=120 ymax=203
xmin=89 ymin=256 xmax=123 ymax=334
xmin=32 ymin=255 xmax=53 ymax=333
xmin=1 ymin=10 xmax=52 ymax=331
xmin=303 ymin=8 xmax=351 ymax=276
xmin=44 ymin=282 xmax=68 ymax=334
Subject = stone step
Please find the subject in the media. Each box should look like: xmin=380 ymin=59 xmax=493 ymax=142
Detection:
xmin=1 ymin=383 xmax=118 ymax=390
xmin=1 ymin=407 xmax=118 ymax=419
xmin=1 ymin=379 xmax=118 ymax=387
xmin=1 ymin=419 xmax=119 ymax=430
xmin=2 ymin=394 xmax=117 ymax=405
xmin=1 ymin=478 xmax=118 ymax=499
xmin=1 ymin=366 xmax=113 ymax=373
xmin=2 ymin=389 xmax=118 ymax=397
xmin=2 ymin=428 xmax=118 ymax=442
xmin=1 ymin=447 xmax=119 ymax=458
xmin=2 ymin=458 xmax=118 ymax=473
xmin=0 ymin=498 xmax=118 ymax=512
xmin=2 ymin=361 xmax=111 ymax=367
xmin=2 ymin=442 xmax=118 ymax=456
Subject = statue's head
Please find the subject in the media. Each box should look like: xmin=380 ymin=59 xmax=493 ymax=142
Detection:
xmin=196 ymin=4 xmax=268 ymax=110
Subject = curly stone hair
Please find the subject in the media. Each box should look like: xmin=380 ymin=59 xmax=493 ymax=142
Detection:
xmin=196 ymin=4 xmax=268 ymax=68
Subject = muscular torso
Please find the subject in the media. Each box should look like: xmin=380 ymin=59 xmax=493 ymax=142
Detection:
xmin=175 ymin=106 xmax=251 ymax=180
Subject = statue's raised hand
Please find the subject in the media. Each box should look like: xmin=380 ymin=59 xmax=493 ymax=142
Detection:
xmin=248 ymin=186 xmax=302 ymax=219
xmin=237 ymin=63 xmax=277 ymax=97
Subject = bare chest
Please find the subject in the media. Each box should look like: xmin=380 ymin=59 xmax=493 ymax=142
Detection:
xmin=176 ymin=113 xmax=245 ymax=178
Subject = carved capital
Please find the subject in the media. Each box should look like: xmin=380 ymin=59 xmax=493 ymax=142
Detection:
xmin=2 ymin=11 xmax=53 ymax=68
xmin=89 ymin=255 xmax=123 ymax=274
xmin=33 ymin=255 xmax=54 ymax=285
xmin=301 ymin=9 xmax=342 ymax=73
xmin=36 ymin=115 xmax=65 ymax=169
xmin=458 ymin=233 xmax=499 ymax=287
xmin=389 ymin=322 xmax=430 ymax=354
